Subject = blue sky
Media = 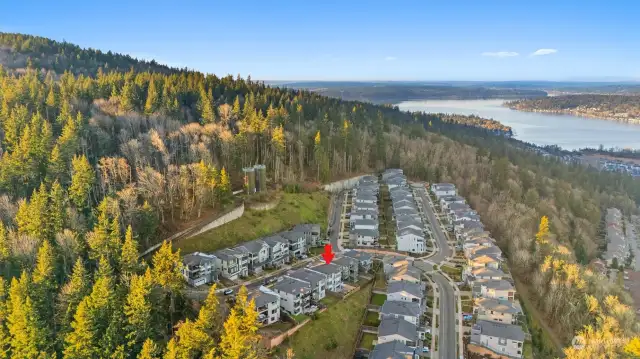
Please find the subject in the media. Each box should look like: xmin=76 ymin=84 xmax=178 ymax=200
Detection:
xmin=1 ymin=0 xmax=639 ymax=81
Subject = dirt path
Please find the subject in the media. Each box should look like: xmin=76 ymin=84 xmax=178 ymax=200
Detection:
xmin=513 ymin=278 xmax=565 ymax=356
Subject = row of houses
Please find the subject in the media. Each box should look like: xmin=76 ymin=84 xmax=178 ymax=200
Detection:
xmin=255 ymin=250 xmax=372 ymax=323
xmin=369 ymin=255 xmax=430 ymax=359
xmin=431 ymin=184 xmax=526 ymax=359
xmin=181 ymin=223 xmax=321 ymax=286
xmin=383 ymin=169 xmax=431 ymax=254
xmin=349 ymin=175 xmax=381 ymax=246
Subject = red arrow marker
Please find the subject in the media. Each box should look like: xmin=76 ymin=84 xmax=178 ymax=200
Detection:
xmin=322 ymin=244 xmax=335 ymax=264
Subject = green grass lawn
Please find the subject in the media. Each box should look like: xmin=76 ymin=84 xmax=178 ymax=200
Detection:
xmin=364 ymin=311 xmax=381 ymax=326
xmin=523 ymin=341 xmax=534 ymax=359
xmin=370 ymin=293 xmax=387 ymax=306
xmin=359 ymin=332 xmax=377 ymax=350
xmin=285 ymin=283 xmax=372 ymax=359
xmin=440 ymin=265 xmax=463 ymax=281
xmin=176 ymin=192 xmax=329 ymax=254
xmin=292 ymin=313 xmax=310 ymax=324
xmin=320 ymin=295 xmax=341 ymax=307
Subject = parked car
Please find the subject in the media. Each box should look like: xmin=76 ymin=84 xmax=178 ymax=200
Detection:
xmin=422 ymin=347 xmax=430 ymax=353
xmin=223 ymin=289 xmax=234 ymax=296
xmin=301 ymin=254 xmax=308 ymax=259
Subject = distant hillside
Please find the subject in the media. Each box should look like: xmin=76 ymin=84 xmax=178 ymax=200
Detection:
xmin=283 ymin=83 xmax=547 ymax=104
xmin=506 ymin=94 xmax=640 ymax=124
xmin=0 ymin=32 xmax=179 ymax=75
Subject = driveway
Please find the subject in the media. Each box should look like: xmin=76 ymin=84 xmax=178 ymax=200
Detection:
xmin=431 ymin=271 xmax=456 ymax=359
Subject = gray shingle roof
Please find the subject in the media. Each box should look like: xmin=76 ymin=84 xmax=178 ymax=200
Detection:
xmin=389 ymin=265 xmax=422 ymax=281
xmin=475 ymin=298 xmax=522 ymax=315
xmin=263 ymin=234 xmax=288 ymax=247
xmin=448 ymin=203 xmax=471 ymax=211
xmin=286 ymin=269 xmax=327 ymax=287
xmin=433 ymin=183 xmax=455 ymax=189
xmin=351 ymin=228 xmax=380 ymax=238
xmin=397 ymin=227 xmax=424 ymax=238
xmin=240 ymin=239 xmax=267 ymax=254
xmin=473 ymin=320 xmax=525 ymax=342
xmin=250 ymin=288 xmax=279 ymax=309
xmin=470 ymin=246 xmax=502 ymax=257
xmin=353 ymin=202 xmax=377 ymax=210
xmin=273 ymin=277 xmax=311 ymax=295
xmin=369 ymin=340 xmax=414 ymax=359
xmin=471 ymin=267 xmax=505 ymax=278
xmin=381 ymin=301 xmax=421 ymax=317
xmin=353 ymin=219 xmax=378 ymax=227
xmin=309 ymin=263 xmax=342 ymax=275
xmin=292 ymin=223 xmax=320 ymax=233
xmin=378 ymin=317 xmax=418 ymax=341
xmin=183 ymin=252 xmax=216 ymax=266
xmin=473 ymin=279 xmax=514 ymax=291
xmin=333 ymin=256 xmax=358 ymax=267
xmin=342 ymin=250 xmax=373 ymax=262
xmin=281 ymin=231 xmax=304 ymax=242
xmin=387 ymin=281 xmax=423 ymax=298
xmin=213 ymin=248 xmax=244 ymax=261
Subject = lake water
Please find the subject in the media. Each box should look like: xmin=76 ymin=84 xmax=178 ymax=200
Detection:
xmin=396 ymin=99 xmax=640 ymax=151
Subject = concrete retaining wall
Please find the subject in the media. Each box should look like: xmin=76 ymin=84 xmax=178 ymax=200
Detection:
xmin=247 ymin=199 xmax=280 ymax=211
xmin=188 ymin=203 xmax=245 ymax=238
xmin=323 ymin=174 xmax=371 ymax=193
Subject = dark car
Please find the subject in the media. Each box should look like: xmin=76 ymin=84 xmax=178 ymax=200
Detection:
xmin=223 ymin=289 xmax=234 ymax=295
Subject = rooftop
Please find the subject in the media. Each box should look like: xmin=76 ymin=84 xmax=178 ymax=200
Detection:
xmin=351 ymin=228 xmax=380 ymax=238
xmin=183 ymin=252 xmax=217 ymax=267
xmin=273 ymin=277 xmax=311 ymax=295
xmin=472 ymin=320 xmax=525 ymax=342
xmin=309 ymin=263 xmax=342 ymax=275
xmin=378 ymin=317 xmax=418 ymax=341
xmin=342 ymin=249 xmax=373 ymax=262
xmin=381 ymin=300 xmax=421 ymax=317
xmin=369 ymin=340 xmax=414 ymax=359
xmin=474 ymin=279 xmax=514 ymax=291
xmin=250 ymin=286 xmax=280 ymax=308
xmin=387 ymin=281 xmax=423 ymax=298
xmin=287 ymin=268 xmax=327 ymax=287
xmin=475 ymin=297 xmax=522 ymax=315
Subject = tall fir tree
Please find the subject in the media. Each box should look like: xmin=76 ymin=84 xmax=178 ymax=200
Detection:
xmin=57 ymin=258 xmax=90 ymax=337
xmin=137 ymin=338 xmax=159 ymax=359
xmin=144 ymin=78 xmax=160 ymax=115
xmin=63 ymin=298 xmax=96 ymax=359
xmin=120 ymin=225 xmax=141 ymax=276
xmin=69 ymin=155 xmax=95 ymax=209
xmin=124 ymin=270 xmax=154 ymax=352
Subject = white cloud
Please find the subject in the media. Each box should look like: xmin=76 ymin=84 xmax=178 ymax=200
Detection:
xmin=384 ymin=56 xmax=397 ymax=61
xmin=481 ymin=51 xmax=519 ymax=58
xmin=530 ymin=48 xmax=558 ymax=56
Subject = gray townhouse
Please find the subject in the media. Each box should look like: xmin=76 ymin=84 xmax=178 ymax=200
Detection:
xmin=430 ymin=183 xmax=456 ymax=198
xmin=308 ymin=263 xmax=343 ymax=292
xmin=377 ymin=317 xmax=420 ymax=347
xmin=474 ymin=297 xmax=522 ymax=325
xmin=369 ymin=340 xmax=416 ymax=359
xmin=250 ymin=286 xmax=281 ymax=326
xmin=214 ymin=247 xmax=249 ymax=280
xmin=352 ymin=201 xmax=378 ymax=213
xmin=238 ymin=239 xmax=270 ymax=275
xmin=333 ymin=256 xmax=359 ymax=282
xmin=380 ymin=301 xmax=422 ymax=326
xmin=273 ymin=278 xmax=312 ymax=315
xmin=292 ymin=223 xmax=322 ymax=247
xmin=350 ymin=227 xmax=380 ymax=246
xmin=387 ymin=281 xmax=424 ymax=304
xmin=342 ymin=249 xmax=374 ymax=272
xmin=281 ymin=230 xmax=307 ymax=258
xmin=470 ymin=320 xmax=525 ymax=358
xmin=286 ymin=268 xmax=328 ymax=300
xmin=262 ymin=234 xmax=290 ymax=268
xmin=181 ymin=252 xmax=218 ymax=287
xmin=349 ymin=209 xmax=378 ymax=223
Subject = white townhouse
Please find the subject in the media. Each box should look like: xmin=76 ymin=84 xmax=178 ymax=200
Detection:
xmin=387 ymin=281 xmax=424 ymax=304
xmin=282 ymin=230 xmax=307 ymax=258
xmin=380 ymin=301 xmax=421 ymax=326
xmin=474 ymin=297 xmax=523 ymax=325
xmin=214 ymin=248 xmax=249 ymax=280
xmin=387 ymin=264 xmax=423 ymax=285
xmin=342 ymin=249 xmax=374 ymax=272
xmin=377 ymin=317 xmax=419 ymax=347
xmin=430 ymin=183 xmax=456 ymax=198
xmin=396 ymin=227 xmax=427 ymax=254
xmin=351 ymin=228 xmax=380 ymax=246
xmin=333 ymin=256 xmax=359 ymax=282
xmin=238 ymin=239 xmax=270 ymax=275
xmin=263 ymin=234 xmax=290 ymax=268
xmin=349 ymin=209 xmax=377 ymax=223
xmin=396 ymin=218 xmax=425 ymax=233
xmin=473 ymin=279 xmax=516 ymax=302
xmin=292 ymin=223 xmax=321 ymax=247
xmin=352 ymin=218 xmax=379 ymax=230
xmin=354 ymin=193 xmax=377 ymax=205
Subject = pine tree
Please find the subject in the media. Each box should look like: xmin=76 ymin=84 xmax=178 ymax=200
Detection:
xmin=232 ymin=96 xmax=241 ymax=120
xmin=7 ymin=273 xmax=47 ymax=358
xmin=99 ymin=306 xmax=126 ymax=357
xmin=219 ymin=286 xmax=261 ymax=359
xmin=0 ymin=277 xmax=10 ymax=359
xmin=196 ymin=283 xmax=221 ymax=337
xmin=63 ymin=298 xmax=96 ymax=359
xmin=198 ymin=86 xmax=215 ymax=124
xmin=536 ymin=215 xmax=550 ymax=245
xmin=163 ymin=338 xmax=179 ymax=359
xmin=57 ymin=258 xmax=90 ymax=336
xmin=151 ymin=241 xmax=183 ymax=293
xmin=219 ymin=167 xmax=231 ymax=202
xmin=137 ymin=338 xmax=159 ymax=359
xmin=47 ymin=144 xmax=67 ymax=185
xmin=0 ymin=222 xmax=8 ymax=263
xmin=48 ymin=180 xmax=67 ymax=239
xmin=124 ymin=270 xmax=154 ymax=352
xmin=69 ymin=155 xmax=95 ymax=209
xmin=120 ymin=80 xmax=136 ymax=111
xmin=120 ymin=225 xmax=141 ymax=275
xmin=144 ymin=79 xmax=160 ymax=115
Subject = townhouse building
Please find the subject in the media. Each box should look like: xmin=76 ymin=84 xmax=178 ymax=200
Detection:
xmin=473 ymin=279 xmax=516 ymax=302
xmin=214 ymin=248 xmax=249 ymax=280
xmin=377 ymin=317 xmax=420 ymax=347
xmin=350 ymin=228 xmax=380 ymax=246
xmin=342 ymin=249 xmax=374 ymax=272
xmin=396 ymin=227 xmax=427 ymax=254
xmin=182 ymin=252 xmax=218 ymax=287
xmin=250 ymin=286 xmax=281 ymax=325
xmin=470 ymin=320 xmax=525 ymax=358
xmin=286 ymin=268 xmax=327 ymax=300
xmin=273 ymin=278 xmax=312 ymax=315
xmin=262 ymin=234 xmax=290 ymax=268
xmin=475 ymin=297 xmax=522 ymax=325
xmin=430 ymin=183 xmax=456 ymax=198
xmin=387 ymin=281 xmax=423 ymax=304
xmin=308 ymin=263 xmax=344 ymax=292
xmin=380 ymin=301 xmax=422 ymax=325
xmin=369 ymin=340 xmax=416 ymax=359
xmin=282 ymin=230 xmax=307 ymax=258
xmin=333 ymin=255 xmax=360 ymax=282
xmin=292 ymin=223 xmax=321 ymax=247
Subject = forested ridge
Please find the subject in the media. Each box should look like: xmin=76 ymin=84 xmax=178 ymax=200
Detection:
xmin=0 ymin=32 xmax=640 ymax=358
xmin=506 ymin=94 xmax=640 ymax=124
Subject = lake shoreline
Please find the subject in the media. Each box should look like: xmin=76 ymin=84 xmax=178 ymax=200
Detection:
xmin=503 ymin=104 xmax=640 ymax=125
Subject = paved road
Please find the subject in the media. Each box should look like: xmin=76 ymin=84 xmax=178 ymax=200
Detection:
xmin=431 ymin=271 xmax=456 ymax=359
xmin=416 ymin=188 xmax=452 ymax=264
xmin=414 ymin=184 xmax=457 ymax=359
xmin=328 ymin=190 xmax=345 ymax=252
